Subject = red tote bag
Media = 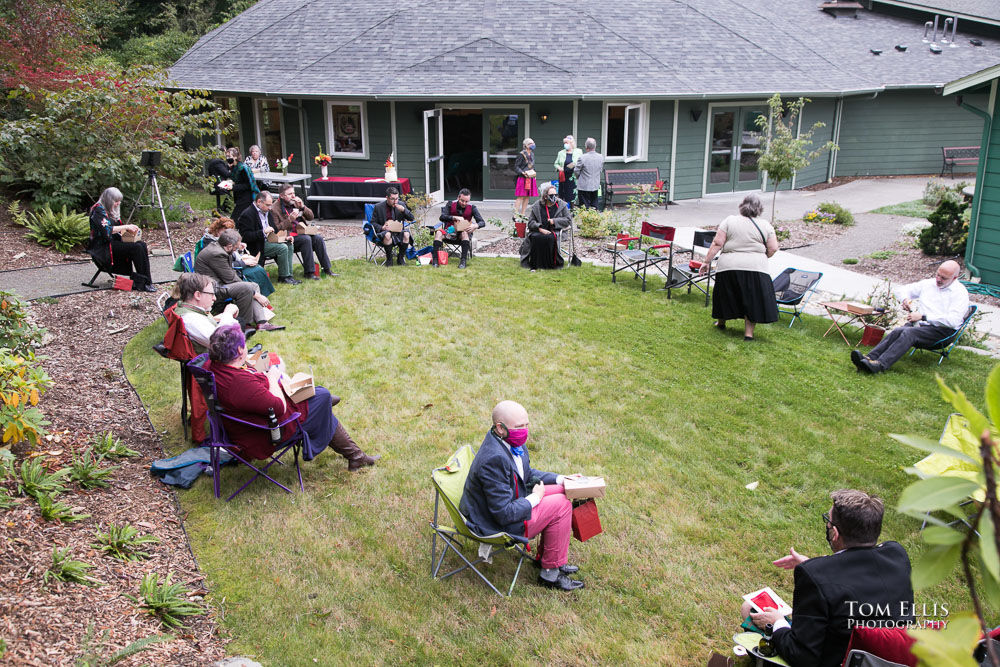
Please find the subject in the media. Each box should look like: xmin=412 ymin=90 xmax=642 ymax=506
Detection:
xmin=571 ymin=499 xmax=602 ymax=542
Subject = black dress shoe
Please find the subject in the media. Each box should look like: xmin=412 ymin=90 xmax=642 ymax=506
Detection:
xmin=141 ymin=284 xmax=157 ymax=292
xmin=537 ymin=573 xmax=584 ymax=591
xmin=850 ymin=349 xmax=866 ymax=372
xmin=532 ymin=559 xmax=579 ymax=575
xmin=304 ymin=273 xmax=319 ymax=280
xmin=859 ymin=357 xmax=881 ymax=374
xmin=458 ymin=259 xmax=467 ymax=269
xmin=278 ymin=277 xmax=301 ymax=285
xmin=322 ymin=269 xmax=339 ymax=277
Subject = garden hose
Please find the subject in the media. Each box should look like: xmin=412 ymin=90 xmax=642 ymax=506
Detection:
xmin=962 ymin=281 xmax=1000 ymax=299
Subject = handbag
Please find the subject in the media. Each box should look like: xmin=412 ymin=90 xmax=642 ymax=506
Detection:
xmin=557 ymin=170 xmax=566 ymax=183
xmin=571 ymin=499 xmax=602 ymax=542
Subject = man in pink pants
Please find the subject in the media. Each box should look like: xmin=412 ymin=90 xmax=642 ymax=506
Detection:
xmin=460 ymin=400 xmax=584 ymax=591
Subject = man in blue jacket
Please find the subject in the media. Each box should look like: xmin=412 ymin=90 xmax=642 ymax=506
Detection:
xmin=460 ymin=400 xmax=584 ymax=591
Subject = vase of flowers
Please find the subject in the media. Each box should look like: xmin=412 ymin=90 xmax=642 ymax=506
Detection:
xmin=275 ymin=153 xmax=293 ymax=176
xmin=314 ymin=143 xmax=332 ymax=178
xmin=384 ymin=152 xmax=397 ymax=181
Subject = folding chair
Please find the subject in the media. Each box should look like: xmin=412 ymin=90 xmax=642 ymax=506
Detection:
xmin=661 ymin=230 xmax=716 ymax=304
xmin=610 ymin=221 xmax=675 ymax=292
xmin=186 ymin=353 xmax=305 ymax=500
xmin=429 ymin=444 xmax=531 ymax=597
xmin=773 ymin=268 xmax=823 ymax=328
xmin=156 ymin=300 xmax=201 ymax=442
xmin=555 ymin=220 xmax=577 ymax=266
xmin=362 ymin=203 xmax=390 ymax=266
xmin=82 ymin=251 xmax=116 ymax=288
xmin=908 ymin=305 xmax=978 ymax=364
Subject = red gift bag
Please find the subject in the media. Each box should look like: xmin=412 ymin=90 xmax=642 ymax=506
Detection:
xmin=112 ymin=275 xmax=133 ymax=291
xmin=571 ymin=499 xmax=602 ymax=542
xmin=437 ymin=250 xmax=449 ymax=265
xmin=557 ymin=170 xmax=566 ymax=183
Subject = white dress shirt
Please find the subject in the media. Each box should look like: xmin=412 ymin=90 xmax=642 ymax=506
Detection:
xmin=180 ymin=305 xmax=237 ymax=348
xmin=897 ymin=278 xmax=969 ymax=330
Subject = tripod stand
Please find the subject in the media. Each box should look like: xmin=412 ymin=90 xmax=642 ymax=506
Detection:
xmin=126 ymin=164 xmax=176 ymax=260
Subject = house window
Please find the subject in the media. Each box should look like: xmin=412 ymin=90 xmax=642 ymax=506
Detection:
xmin=327 ymin=102 xmax=368 ymax=159
xmin=255 ymin=98 xmax=284 ymax=165
xmin=214 ymin=96 xmax=240 ymax=150
xmin=604 ymin=103 xmax=646 ymax=162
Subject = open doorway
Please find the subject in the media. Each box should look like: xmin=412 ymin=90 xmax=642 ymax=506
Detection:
xmin=442 ymin=109 xmax=482 ymax=199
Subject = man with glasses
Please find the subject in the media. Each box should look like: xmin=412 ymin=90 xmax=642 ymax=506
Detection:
xmin=741 ymin=489 xmax=914 ymax=666
xmin=173 ymin=273 xmax=242 ymax=349
xmin=236 ymin=190 xmax=300 ymax=285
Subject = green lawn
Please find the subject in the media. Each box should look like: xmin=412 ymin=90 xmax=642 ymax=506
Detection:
xmin=125 ymin=259 xmax=996 ymax=665
xmin=870 ymin=199 xmax=934 ymax=218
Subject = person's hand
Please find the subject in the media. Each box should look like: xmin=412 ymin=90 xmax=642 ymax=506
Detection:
xmin=901 ymin=299 xmax=912 ymax=312
xmin=557 ymin=167 xmax=564 ymax=172
xmin=907 ymin=311 xmax=923 ymax=323
xmin=541 ymin=228 xmax=552 ymax=235
xmin=127 ymin=224 xmax=139 ymax=234
xmin=772 ymin=547 xmax=809 ymax=569
xmin=289 ymin=209 xmax=300 ymax=219
xmin=698 ymin=263 xmax=708 ymax=275
xmin=453 ymin=216 xmax=462 ymax=223
xmin=750 ymin=607 xmax=784 ymax=629
xmin=293 ymin=196 xmax=304 ymax=207
xmin=395 ymin=203 xmax=405 ymax=212
xmin=253 ymin=293 xmax=269 ymax=306
xmin=263 ymin=225 xmax=274 ymax=235
xmin=222 ymin=304 xmax=239 ymax=318
xmin=238 ymin=242 xmax=247 ymax=251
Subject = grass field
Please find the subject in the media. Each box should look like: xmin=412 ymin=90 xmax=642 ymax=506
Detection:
xmin=125 ymin=258 xmax=996 ymax=665
xmin=870 ymin=199 xmax=934 ymax=219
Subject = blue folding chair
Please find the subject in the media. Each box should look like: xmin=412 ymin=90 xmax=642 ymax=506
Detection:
xmin=362 ymin=203 xmax=390 ymax=266
xmin=773 ymin=268 xmax=823 ymax=328
xmin=908 ymin=305 xmax=978 ymax=364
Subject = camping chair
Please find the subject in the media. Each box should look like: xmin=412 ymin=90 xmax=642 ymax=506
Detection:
xmin=362 ymin=203 xmax=390 ymax=266
xmin=82 ymin=249 xmax=116 ymax=289
xmin=155 ymin=298 xmax=204 ymax=442
xmin=908 ymin=305 xmax=978 ymax=364
xmin=661 ymin=229 xmax=716 ymax=305
xmin=555 ymin=220 xmax=577 ymax=266
xmin=913 ymin=412 xmax=980 ymax=532
xmin=429 ymin=444 xmax=531 ymax=597
xmin=187 ymin=353 xmax=305 ymax=500
xmin=610 ymin=221 xmax=675 ymax=292
xmin=773 ymin=268 xmax=823 ymax=328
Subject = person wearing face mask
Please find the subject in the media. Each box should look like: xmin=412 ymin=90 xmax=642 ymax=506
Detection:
xmin=741 ymin=490 xmax=913 ymax=667
xmin=520 ymin=184 xmax=571 ymax=270
xmin=459 ymin=400 xmax=585 ymax=591
xmin=554 ymin=135 xmax=583 ymax=207
xmin=86 ymin=186 xmax=155 ymax=291
xmin=513 ymin=137 xmax=538 ymax=218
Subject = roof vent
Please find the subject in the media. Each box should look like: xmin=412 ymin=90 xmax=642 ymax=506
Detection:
xmin=819 ymin=1 xmax=863 ymax=19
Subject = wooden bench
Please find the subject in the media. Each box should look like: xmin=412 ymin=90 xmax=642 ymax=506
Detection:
xmin=940 ymin=146 xmax=979 ymax=178
xmin=603 ymin=168 xmax=669 ymax=209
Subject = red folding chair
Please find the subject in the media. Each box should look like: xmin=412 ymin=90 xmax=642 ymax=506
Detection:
xmin=610 ymin=221 xmax=675 ymax=292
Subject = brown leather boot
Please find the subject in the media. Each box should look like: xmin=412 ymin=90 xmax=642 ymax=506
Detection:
xmin=329 ymin=422 xmax=380 ymax=471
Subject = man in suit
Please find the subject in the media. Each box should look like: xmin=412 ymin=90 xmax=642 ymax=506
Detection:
xmin=271 ymin=183 xmax=335 ymax=279
xmin=745 ymin=489 xmax=914 ymax=666
xmin=574 ymin=138 xmax=604 ymax=210
xmin=460 ymin=400 xmax=585 ymax=591
xmin=194 ymin=229 xmax=283 ymax=332
xmin=371 ymin=186 xmax=414 ymax=266
xmin=236 ymin=190 xmax=300 ymax=285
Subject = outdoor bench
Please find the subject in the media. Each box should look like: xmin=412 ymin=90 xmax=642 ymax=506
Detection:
xmin=603 ymin=168 xmax=669 ymax=209
xmin=940 ymin=145 xmax=979 ymax=178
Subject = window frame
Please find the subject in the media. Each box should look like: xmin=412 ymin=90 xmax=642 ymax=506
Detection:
xmin=326 ymin=100 xmax=370 ymax=160
xmin=602 ymin=101 xmax=648 ymax=163
xmin=253 ymin=97 xmax=286 ymax=164
xmin=213 ymin=96 xmax=241 ymax=150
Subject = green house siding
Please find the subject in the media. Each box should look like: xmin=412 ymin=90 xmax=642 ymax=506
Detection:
xmin=834 ymin=89 xmax=987 ymax=178
xmin=971 ymin=91 xmax=1000 ymax=284
xmin=531 ymin=101 xmax=575 ymax=186
xmin=673 ymin=100 xmax=710 ymax=199
xmin=793 ymin=97 xmax=837 ymax=189
xmin=645 ymin=100 xmax=673 ymax=184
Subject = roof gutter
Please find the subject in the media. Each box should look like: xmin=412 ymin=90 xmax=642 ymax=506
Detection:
xmin=957 ymin=82 xmax=995 ymax=279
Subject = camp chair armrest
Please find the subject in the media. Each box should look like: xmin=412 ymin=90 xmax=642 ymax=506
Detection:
xmin=616 ymin=236 xmax=639 ymax=244
xmin=649 ymin=243 xmax=672 ymax=250
xmin=220 ymin=411 xmax=302 ymax=429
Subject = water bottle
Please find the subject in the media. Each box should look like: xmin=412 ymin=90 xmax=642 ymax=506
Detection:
xmin=267 ymin=407 xmax=281 ymax=444
xmin=758 ymin=624 xmax=776 ymax=657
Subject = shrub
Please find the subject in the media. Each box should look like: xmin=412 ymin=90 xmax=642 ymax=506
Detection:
xmin=918 ymin=198 xmax=969 ymax=256
xmin=574 ymin=206 xmax=607 ymax=238
xmin=0 ymin=348 xmax=51 ymax=447
xmin=922 ymin=178 xmax=949 ymax=206
xmin=816 ymin=201 xmax=854 ymax=226
xmin=22 ymin=204 xmax=90 ymax=253
xmin=75 ymin=622 xmax=173 ymax=667
xmin=842 ymin=258 xmax=858 ymax=265
xmin=0 ymin=488 xmax=15 ymax=510
xmin=0 ymin=290 xmax=47 ymax=354
xmin=901 ymin=220 xmax=932 ymax=237
xmin=69 ymin=448 xmax=118 ymax=490
xmin=112 ymin=30 xmax=198 ymax=68
xmin=775 ymin=227 xmax=791 ymax=242
xmin=129 ymin=572 xmax=204 ymax=629
xmin=803 ymin=209 xmax=836 ymax=223
xmin=43 ymin=547 xmax=100 ymax=586
xmin=93 ymin=523 xmax=161 ymax=561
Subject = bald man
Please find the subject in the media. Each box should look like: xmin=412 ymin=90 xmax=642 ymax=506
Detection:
xmin=852 ymin=260 xmax=969 ymax=373
xmin=459 ymin=400 xmax=585 ymax=591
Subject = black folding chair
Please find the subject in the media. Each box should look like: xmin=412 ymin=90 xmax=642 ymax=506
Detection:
xmin=82 ymin=250 xmax=116 ymax=289
xmin=661 ymin=230 xmax=716 ymax=305
xmin=773 ymin=268 xmax=823 ymax=328
xmin=908 ymin=305 xmax=978 ymax=365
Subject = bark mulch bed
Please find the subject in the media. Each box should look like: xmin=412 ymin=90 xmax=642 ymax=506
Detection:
xmin=1 ymin=290 xmax=227 ymax=666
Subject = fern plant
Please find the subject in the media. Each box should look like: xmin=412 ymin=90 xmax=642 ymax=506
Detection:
xmin=74 ymin=622 xmax=172 ymax=667
xmin=93 ymin=523 xmax=160 ymax=561
xmin=0 ymin=488 xmax=15 ymax=510
xmin=128 ymin=572 xmax=204 ymax=629
xmin=36 ymin=493 xmax=89 ymax=522
xmin=23 ymin=204 xmax=91 ymax=253
xmin=43 ymin=547 xmax=100 ymax=586
xmin=69 ymin=448 xmax=117 ymax=490
xmin=18 ymin=458 xmax=69 ymax=498
xmin=92 ymin=431 xmax=139 ymax=459
xmin=7 ymin=200 xmax=27 ymax=226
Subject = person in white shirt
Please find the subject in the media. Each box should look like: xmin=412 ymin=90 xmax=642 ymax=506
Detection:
xmin=852 ymin=260 xmax=969 ymax=373
xmin=173 ymin=273 xmax=241 ymax=349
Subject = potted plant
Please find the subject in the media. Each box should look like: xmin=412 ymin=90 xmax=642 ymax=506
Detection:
xmin=509 ymin=204 xmax=528 ymax=238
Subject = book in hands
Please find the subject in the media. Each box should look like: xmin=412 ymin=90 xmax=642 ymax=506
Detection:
xmin=743 ymin=587 xmax=792 ymax=616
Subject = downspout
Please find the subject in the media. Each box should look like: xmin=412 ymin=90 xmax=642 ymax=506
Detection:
xmin=276 ymin=97 xmax=308 ymax=177
xmin=958 ymin=81 xmax=995 ymax=279
xmin=827 ymin=98 xmax=843 ymax=182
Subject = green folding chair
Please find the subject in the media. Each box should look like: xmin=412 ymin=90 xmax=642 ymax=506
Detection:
xmin=429 ymin=444 xmax=531 ymax=597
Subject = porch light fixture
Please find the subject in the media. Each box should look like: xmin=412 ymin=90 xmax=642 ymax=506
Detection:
xmin=690 ymin=108 xmax=703 ymax=122
xmin=538 ymin=110 xmax=549 ymax=124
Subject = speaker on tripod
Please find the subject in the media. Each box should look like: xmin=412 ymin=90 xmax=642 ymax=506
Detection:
xmin=125 ymin=150 xmax=176 ymax=260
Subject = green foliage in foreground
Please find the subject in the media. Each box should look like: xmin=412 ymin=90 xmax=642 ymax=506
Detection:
xmin=125 ymin=258 xmax=996 ymax=665
xmin=93 ymin=523 xmax=161 ymax=561
xmin=75 ymin=622 xmax=173 ymax=667
xmin=44 ymin=547 xmax=100 ymax=586
xmin=128 ymin=573 xmax=204 ymax=629
xmin=20 ymin=204 xmax=91 ymax=253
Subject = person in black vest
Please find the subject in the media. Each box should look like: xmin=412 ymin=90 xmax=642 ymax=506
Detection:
xmin=370 ymin=186 xmax=414 ymax=266
xmin=435 ymin=188 xmax=485 ymax=269
xmin=742 ymin=489 xmax=914 ymax=667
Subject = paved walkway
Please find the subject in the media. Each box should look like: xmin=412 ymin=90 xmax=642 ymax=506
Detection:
xmin=2 ymin=177 xmax=996 ymax=354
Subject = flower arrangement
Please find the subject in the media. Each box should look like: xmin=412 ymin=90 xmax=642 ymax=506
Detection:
xmin=802 ymin=209 xmax=836 ymax=223
xmin=384 ymin=152 xmax=395 ymax=169
xmin=314 ymin=144 xmax=332 ymax=167
xmin=274 ymin=153 xmax=293 ymax=175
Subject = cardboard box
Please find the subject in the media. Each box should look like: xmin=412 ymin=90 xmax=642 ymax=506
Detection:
xmin=121 ymin=228 xmax=142 ymax=243
xmin=452 ymin=218 xmax=472 ymax=232
xmin=296 ymin=223 xmax=323 ymax=235
xmin=280 ymin=373 xmax=315 ymax=403
xmin=266 ymin=230 xmax=288 ymax=243
xmin=240 ymin=253 xmax=259 ymax=267
xmin=384 ymin=220 xmax=405 ymax=233
xmin=563 ymin=476 xmax=606 ymax=499
xmin=247 ymin=348 xmax=269 ymax=372
xmin=846 ymin=302 xmax=874 ymax=315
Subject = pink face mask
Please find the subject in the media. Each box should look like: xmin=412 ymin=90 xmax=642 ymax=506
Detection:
xmin=506 ymin=427 xmax=529 ymax=447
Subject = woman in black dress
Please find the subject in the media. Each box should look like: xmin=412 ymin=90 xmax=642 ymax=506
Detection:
xmin=86 ymin=187 xmax=155 ymax=291
xmin=519 ymin=184 xmax=571 ymax=271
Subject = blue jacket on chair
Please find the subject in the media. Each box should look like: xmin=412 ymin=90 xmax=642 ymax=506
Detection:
xmin=460 ymin=430 xmax=558 ymax=540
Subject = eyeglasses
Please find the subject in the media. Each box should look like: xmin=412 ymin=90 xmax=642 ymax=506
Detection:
xmin=822 ymin=512 xmax=834 ymax=527
xmin=197 ymin=288 xmax=216 ymax=297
